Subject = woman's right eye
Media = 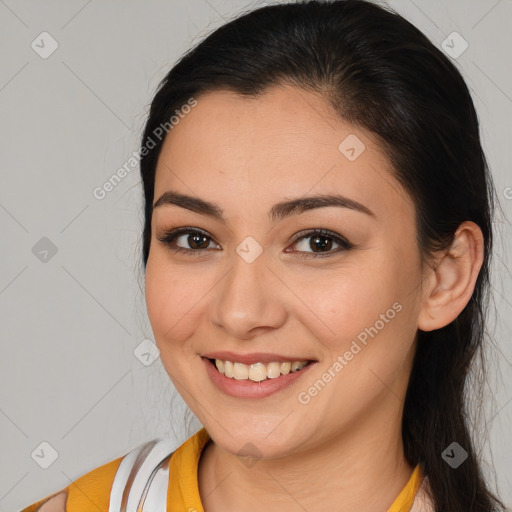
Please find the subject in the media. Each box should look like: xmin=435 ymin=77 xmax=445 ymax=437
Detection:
xmin=156 ymin=227 xmax=220 ymax=256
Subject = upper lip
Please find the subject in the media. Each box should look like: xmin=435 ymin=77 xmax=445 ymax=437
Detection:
xmin=202 ymin=351 xmax=315 ymax=365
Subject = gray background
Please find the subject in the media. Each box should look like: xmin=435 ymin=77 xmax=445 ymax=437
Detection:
xmin=0 ymin=0 xmax=511 ymax=510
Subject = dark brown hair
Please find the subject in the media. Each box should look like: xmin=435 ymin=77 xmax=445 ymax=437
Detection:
xmin=138 ymin=1 xmax=506 ymax=510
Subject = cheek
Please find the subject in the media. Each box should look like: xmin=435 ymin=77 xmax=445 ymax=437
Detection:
xmin=299 ymin=249 xmax=419 ymax=357
xmin=144 ymin=255 xmax=167 ymax=333
xmin=144 ymin=253 xmax=211 ymax=345
xmin=299 ymin=265 xmax=394 ymax=336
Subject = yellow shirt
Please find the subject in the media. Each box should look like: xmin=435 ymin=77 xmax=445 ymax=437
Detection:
xmin=21 ymin=428 xmax=424 ymax=511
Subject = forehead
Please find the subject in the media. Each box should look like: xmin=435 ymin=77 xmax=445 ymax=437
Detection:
xmin=153 ymin=85 xmax=413 ymax=222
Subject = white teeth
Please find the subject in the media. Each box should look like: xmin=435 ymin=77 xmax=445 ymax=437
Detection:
xmin=213 ymin=359 xmax=309 ymax=381
xmin=290 ymin=361 xmax=306 ymax=372
xmin=280 ymin=362 xmax=291 ymax=375
xmin=224 ymin=360 xmax=234 ymax=378
xmin=233 ymin=362 xmax=249 ymax=380
xmin=249 ymin=363 xmax=267 ymax=382
xmin=267 ymin=362 xmax=281 ymax=379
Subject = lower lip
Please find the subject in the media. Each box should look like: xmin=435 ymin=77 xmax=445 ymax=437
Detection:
xmin=202 ymin=357 xmax=317 ymax=399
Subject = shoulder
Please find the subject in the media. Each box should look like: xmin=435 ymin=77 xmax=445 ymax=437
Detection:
xmin=19 ymin=491 xmax=68 ymax=512
xmin=19 ymin=452 xmax=124 ymax=512
xmin=410 ymin=475 xmax=435 ymax=512
xmin=20 ymin=436 xmax=181 ymax=512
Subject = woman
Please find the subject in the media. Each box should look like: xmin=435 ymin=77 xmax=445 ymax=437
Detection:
xmin=21 ymin=0 xmax=507 ymax=511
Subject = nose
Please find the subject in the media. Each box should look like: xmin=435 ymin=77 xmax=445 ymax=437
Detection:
xmin=208 ymin=249 xmax=287 ymax=340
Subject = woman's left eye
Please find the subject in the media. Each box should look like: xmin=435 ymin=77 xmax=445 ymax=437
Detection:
xmin=156 ymin=227 xmax=353 ymax=259
xmin=287 ymin=228 xmax=354 ymax=259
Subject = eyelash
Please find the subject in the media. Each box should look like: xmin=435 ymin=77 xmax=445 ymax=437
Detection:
xmin=156 ymin=226 xmax=354 ymax=259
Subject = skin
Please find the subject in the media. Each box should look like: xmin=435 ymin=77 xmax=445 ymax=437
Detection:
xmin=144 ymin=84 xmax=484 ymax=512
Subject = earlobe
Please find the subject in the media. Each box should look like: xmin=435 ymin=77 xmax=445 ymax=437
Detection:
xmin=418 ymin=221 xmax=484 ymax=332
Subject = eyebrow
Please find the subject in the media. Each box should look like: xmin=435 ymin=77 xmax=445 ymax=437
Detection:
xmin=153 ymin=190 xmax=376 ymax=223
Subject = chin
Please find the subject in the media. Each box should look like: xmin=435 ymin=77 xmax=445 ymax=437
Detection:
xmin=202 ymin=417 xmax=310 ymax=460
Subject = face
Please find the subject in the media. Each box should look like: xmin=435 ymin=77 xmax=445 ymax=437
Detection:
xmin=145 ymin=84 xmax=426 ymax=458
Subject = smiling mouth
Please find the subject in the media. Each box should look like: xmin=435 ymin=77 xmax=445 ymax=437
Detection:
xmin=206 ymin=357 xmax=314 ymax=382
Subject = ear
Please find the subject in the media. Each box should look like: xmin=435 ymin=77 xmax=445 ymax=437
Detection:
xmin=418 ymin=221 xmax=485 ymax=332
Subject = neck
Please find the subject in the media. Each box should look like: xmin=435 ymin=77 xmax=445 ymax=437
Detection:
xmin=198 ymin=390 xmax=414 ymax=512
